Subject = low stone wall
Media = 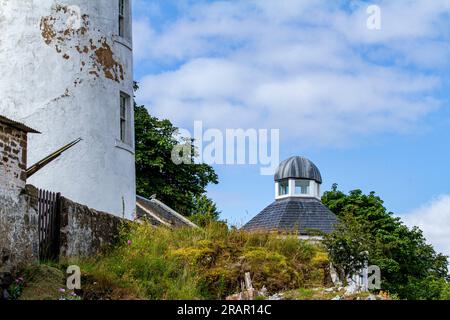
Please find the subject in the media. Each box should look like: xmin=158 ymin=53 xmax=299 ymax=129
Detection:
xmin=0 ymin=189 xmax=39 ymax=300
xmin=0 ymin=185 xmax=39 ymax=269
xmin=59 ymin=197 xmax=126 ymax=259
xmin=1 ymin=186 xmax=127 ymax=299
xmin=1 ymin=184 xmax=126 ymax=268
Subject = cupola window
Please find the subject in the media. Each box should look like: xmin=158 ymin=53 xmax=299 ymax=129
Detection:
xmin=278 ymin=180 xmax=289 ymax=196
xmin=295 ymin=180 xmax=310 ymax=195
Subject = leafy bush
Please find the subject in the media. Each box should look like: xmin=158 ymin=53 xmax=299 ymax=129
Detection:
xmin=399 ymin=276 xmax=447 ymax=300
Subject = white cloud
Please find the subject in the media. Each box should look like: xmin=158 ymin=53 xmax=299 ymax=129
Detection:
xmin=402 ymin=195 xmax=450 ymax=258
xmin=132 ymin=18 xmax=155 ymax=62
xmin=133 ymin=0 xmax=450 ymax=146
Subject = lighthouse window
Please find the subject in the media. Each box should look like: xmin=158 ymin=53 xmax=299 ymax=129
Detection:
xmin=120 ymin=92 xmax=129 ymax=143
xmin=278 ymin=180 xmax=289 ymax=196
xmin=119 ymin=0 xmax=125 ymax=16
xmin=119 ymin=0 xmax=127 ymax=38
xmin=295 ymin=180 xmax=310 ymax=195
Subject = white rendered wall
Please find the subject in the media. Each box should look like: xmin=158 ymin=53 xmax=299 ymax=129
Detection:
xmin=0 ymin=0 xmax=136 ymax=218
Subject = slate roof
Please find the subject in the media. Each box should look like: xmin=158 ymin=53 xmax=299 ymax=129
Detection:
xmin=136 ymin=195 xmax=198 ymax=229
xmin=0 ymin=115 xmax=40 ymax=133
xmin=274 ymin=156 xmax=322 ymax=183
xmin=242 ymin=197 xmax=338 ymax=235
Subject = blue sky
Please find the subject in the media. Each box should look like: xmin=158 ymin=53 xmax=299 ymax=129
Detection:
xmin=131 ymin=0 xmax=450 ymax=256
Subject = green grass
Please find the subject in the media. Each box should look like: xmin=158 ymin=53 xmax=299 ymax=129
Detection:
xmin=18 ymin=264 xmax=65 ymax=300
xmin=12 ymin=222 xmax=329 ymax=300
xmin=296 ymin=288 xmax=315 ymax=299
xmin=68 ymin=221 xmax=329 ymax=300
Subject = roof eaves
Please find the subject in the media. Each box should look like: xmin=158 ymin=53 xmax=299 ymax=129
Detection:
xmin=0 ymin=115 xmax=40 ymax=134
xmin=149 ymin=197 xmax=199 ymax=228
xmin=136 ymin=195 xmax=199 ymax=229
xmin=136 ymin=201 xmax=172 ymax=227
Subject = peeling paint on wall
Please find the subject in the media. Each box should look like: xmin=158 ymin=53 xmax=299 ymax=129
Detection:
xmin=94 ymin=40 xmax=124 ymax=82
xmin=49 ymin=89 xmax=70 ymax=104
xmin=39 ymin=4 xmax=125 ymax=83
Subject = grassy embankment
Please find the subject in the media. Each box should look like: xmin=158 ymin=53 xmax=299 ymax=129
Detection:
xmin=18 ymin=221 xmax=331 ymax=300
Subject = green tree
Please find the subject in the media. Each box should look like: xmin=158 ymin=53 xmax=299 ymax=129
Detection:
xmin=322 ymin=184 xmax=449 ymax=299
xmin=189 ymin=195 xmax=222 ymax=227
xmin=441 ymin=282 xmax=450 ymax=300
xmin=323 ymin=212 xmax=371 ymax=285
xmin=134 ymin=85 xmax=218 ymax=216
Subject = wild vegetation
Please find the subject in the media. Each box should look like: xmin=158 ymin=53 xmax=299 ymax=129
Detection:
xmin=323 ymin=184 xmax=449 ymax=300
xmin=63 ymin=222 xmax=329 ymax=300
xmin=9 ymin=216 xmax=450 ymax=300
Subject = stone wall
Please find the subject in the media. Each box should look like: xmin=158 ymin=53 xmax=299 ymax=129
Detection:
xmin=1 ymin=120 xmax=39 ymax=299
xmin=1 ymin=185 xmax=126 ymax=267
xmin=0 ymin=186 xmax=39 ymax=269
xmin=0 ymin=188 xmax=39 ymax=300
xmin=59 ymin=197 xmax=126 ymax=259
xmin=0 ymin=122 xmax=37 ymax=270
xmin=0 ymin=121 xmax=27 ymax=196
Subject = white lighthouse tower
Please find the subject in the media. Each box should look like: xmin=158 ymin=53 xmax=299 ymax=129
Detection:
xmin=0 ymin=1 xmax=136 ymax=218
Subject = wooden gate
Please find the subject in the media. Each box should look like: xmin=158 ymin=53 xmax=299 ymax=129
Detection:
xmin=38 ymin=189 xmax=61 ymax=261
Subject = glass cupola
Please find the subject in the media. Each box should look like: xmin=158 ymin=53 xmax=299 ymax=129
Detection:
xmin=274 ymin=156 xmax=322 ymax=199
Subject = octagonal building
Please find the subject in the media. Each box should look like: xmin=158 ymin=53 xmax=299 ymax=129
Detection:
xmin=243 ymin=156 xmax=337 ymax=236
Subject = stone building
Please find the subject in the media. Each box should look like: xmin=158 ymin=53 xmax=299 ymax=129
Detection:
xmin=243 ymin=156 xmax=338 ymax=237
xmin=0 ymin=116 xmax=39 ymax=196
xmin=0 ymin=116 xmax=40 ymax=268
xmin=0 ymin=114 xmax=129 ymax=266
xmin=243 ymin=156 xmax=373 ymax=293
xmin=0 ymin=0 xmax=136 ymax=218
